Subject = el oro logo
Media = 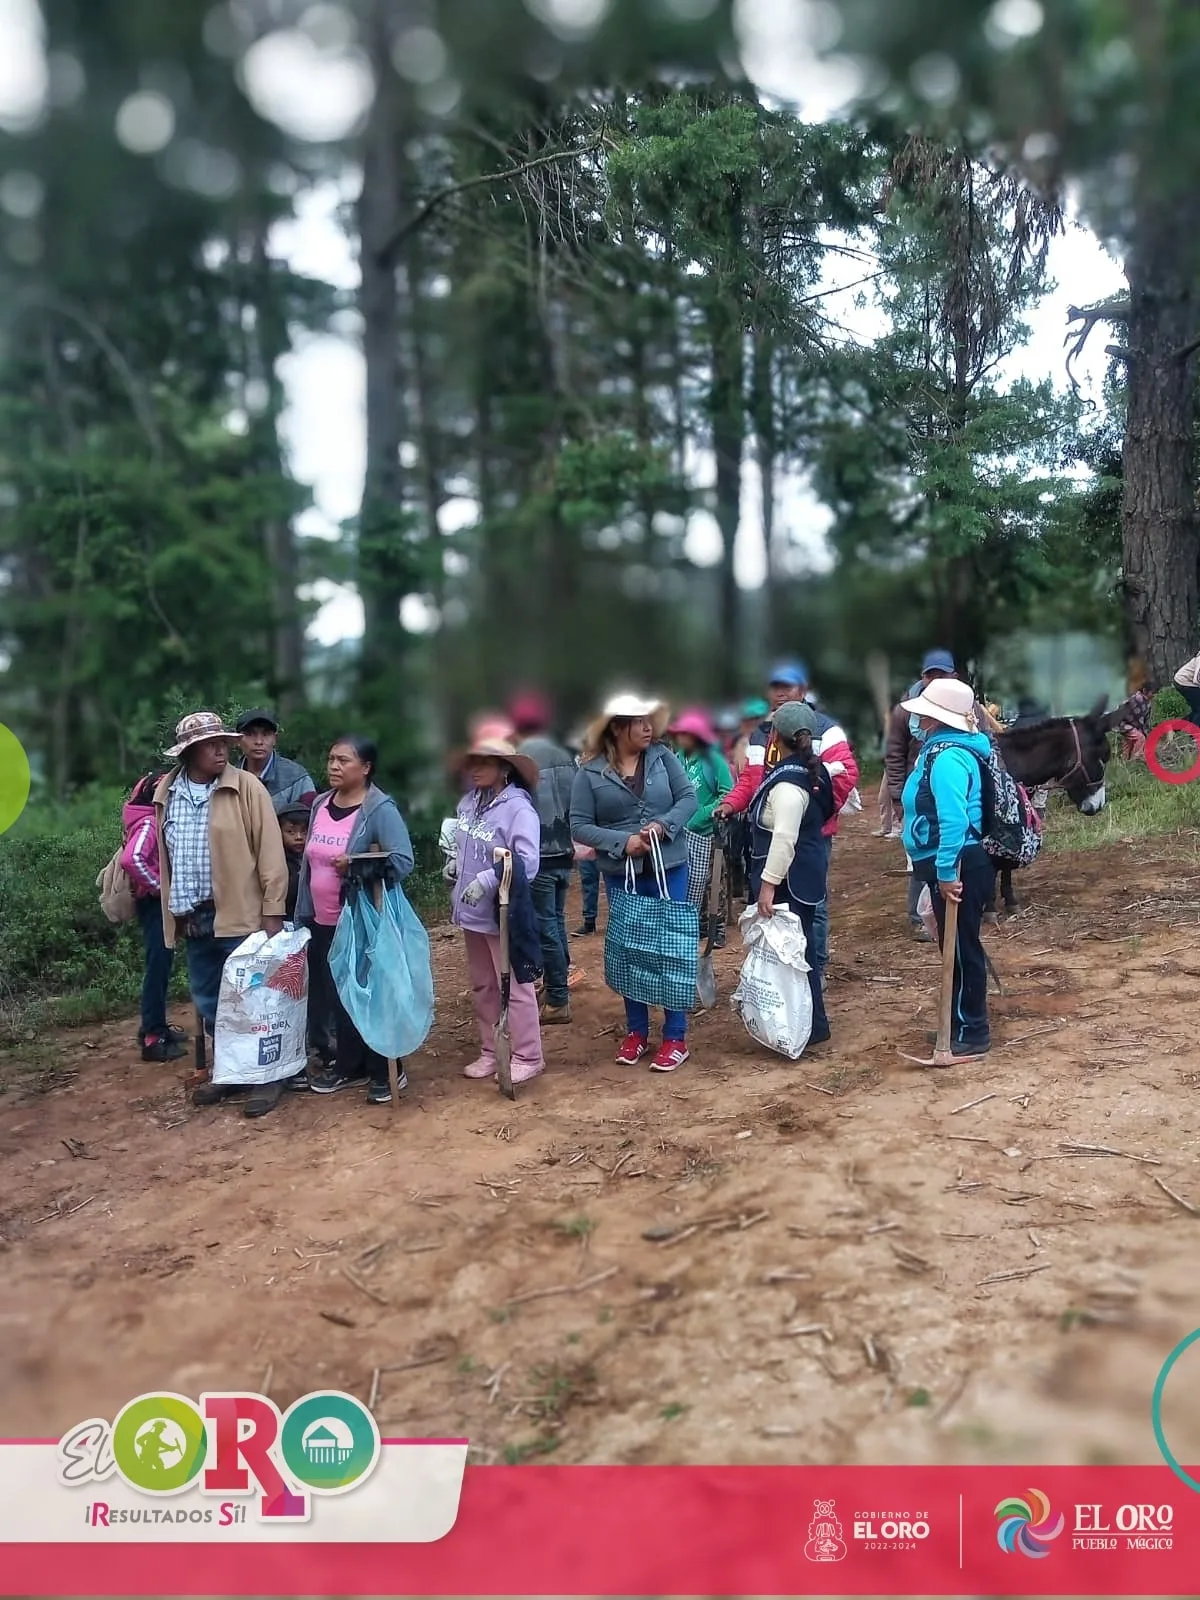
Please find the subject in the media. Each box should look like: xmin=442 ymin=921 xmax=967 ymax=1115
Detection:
xmin=57 ymin=1389 xmax=379 ymax=1523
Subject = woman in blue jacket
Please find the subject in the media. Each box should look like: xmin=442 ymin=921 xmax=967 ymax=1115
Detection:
xmin=900 ymin=679 xmax=996 ymax=1060
xmin=570 ymin=694 xmax=696 ymax=1072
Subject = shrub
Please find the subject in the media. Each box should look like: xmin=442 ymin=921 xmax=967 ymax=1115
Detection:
xmin=1152 ymin=684 xmax=1191 ymax=726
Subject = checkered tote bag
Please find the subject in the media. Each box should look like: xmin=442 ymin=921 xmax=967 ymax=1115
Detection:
xmin=604 ymin=836 xmax=699 ymax=1014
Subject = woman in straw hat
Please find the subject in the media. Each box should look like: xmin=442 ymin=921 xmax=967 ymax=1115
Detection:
xmin=452 ymin=735 xmax=546 ymax=1085
xmin=152 ymin=710 xmax=290 ymax=1117
xmin=900 ymin=678 xmax=997 ymax=1061
xmin=668 ymin=707 xmax=733 ymax=949
xmin=570 ymin=694 xmax=697 ymax=1072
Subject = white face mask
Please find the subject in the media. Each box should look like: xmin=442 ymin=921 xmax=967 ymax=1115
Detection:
xmin=909 ymin=715 xmax=926 ymax=741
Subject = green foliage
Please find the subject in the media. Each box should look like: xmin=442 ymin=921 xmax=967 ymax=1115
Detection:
xmin=1152 ymin=685 xmax=1190 ymax=725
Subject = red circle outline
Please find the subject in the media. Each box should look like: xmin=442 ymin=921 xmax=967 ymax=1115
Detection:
xmin=1145 ymin=719 xmax=1200 ymax=785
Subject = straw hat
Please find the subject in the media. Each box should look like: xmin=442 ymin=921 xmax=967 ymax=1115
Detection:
xmin=900 ymin=677 xmax=978 ymax=733
xmin=164 ymin=710 xmax=239 ymax=759
xmin=462 ymin=737 xmax=540 ymax=793
xmin=583 ymin=693 xmax=670 ymax=757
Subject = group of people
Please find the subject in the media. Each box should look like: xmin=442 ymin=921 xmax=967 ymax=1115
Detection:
xmin=118 ymin=646 xmax=1035 ymax=1116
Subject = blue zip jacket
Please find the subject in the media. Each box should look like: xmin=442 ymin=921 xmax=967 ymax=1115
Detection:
xmin=901 ymin=729 xmax=993 ymax=880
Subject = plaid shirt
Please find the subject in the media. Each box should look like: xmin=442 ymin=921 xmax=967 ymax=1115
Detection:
xmin=165 ymin=776 xmax=216 ymax=914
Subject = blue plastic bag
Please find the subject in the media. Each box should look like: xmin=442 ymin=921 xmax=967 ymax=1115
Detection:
xmin=328 ymin=883 xmax=435 ymax=1059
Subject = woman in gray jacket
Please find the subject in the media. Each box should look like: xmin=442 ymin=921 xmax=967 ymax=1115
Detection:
xmin=570 ymin=695 xmax=697 ymax=1071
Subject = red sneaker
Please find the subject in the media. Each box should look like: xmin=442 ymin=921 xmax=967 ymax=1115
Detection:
xmin=650 ymin=1040 xmax=689 ymax=1073
xmin=615 ymin=1032 xmax=648 ymax=1065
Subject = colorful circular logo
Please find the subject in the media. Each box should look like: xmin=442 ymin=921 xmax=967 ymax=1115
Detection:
xmin=994 ymin=1489 xmax=1065 ymax=1557
xmin=1145 ymin=719 xmax=1200 ymax=785
xmin=1152 ymin=1327 xmax=1200 ymax=1494
xmin=279 ymin=1391 xmax=379 ymax=1493
xmin=111 ymin=1393 xmax=208 ymax=1494
xmin=0 ymin=722 xmax=30 ymax=835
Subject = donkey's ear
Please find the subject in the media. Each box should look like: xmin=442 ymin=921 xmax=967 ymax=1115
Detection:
xmin=1086 ymin=694 xmax=1109 ymax=723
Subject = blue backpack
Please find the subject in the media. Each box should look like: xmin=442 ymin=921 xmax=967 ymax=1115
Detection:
xmin=914 ymin=738 xmax=1043 ymax=870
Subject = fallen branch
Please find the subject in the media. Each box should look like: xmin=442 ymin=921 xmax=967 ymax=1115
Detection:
xmin=505 ymin=1265 xmax=618 ymax=1307
xmin=368 ymin=1368 xmax=381 ymax=1412
xmin=1058 ymin=1142 xmax=1162 ymax=1166
xmin=950 ymin=1092 xmax=997 ymax=1115
xmin=1152 ymin=1175 xmax=1200 ymax=1217
xmin=978 ymin=1264 xmax=1052 ymax=1286
xmin=380 ymin=1352 xmax=452 ymax=1374
xmin=341 ymin=1267 xmax=390 ymax=1306
xmin=319 ymin=1310 xmax=356 ymax=1328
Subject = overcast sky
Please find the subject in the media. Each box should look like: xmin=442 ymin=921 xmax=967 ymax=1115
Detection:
xmin=0 ymin=0 xmax=1128 ymax=648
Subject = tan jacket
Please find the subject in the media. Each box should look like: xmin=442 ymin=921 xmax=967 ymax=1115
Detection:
xmin=153 ymin=765 xmax=288 ymax=949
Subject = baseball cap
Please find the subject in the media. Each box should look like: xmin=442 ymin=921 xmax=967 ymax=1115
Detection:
xmin=235 ymin=707 xmax=279 ymax=733
xmin=921 ymin=649 xmax=956 ymax=676
xmin=768 ymin=660 xmax=809 ymax=688
xmin=773 ymin=701 xmax=820 ymax=740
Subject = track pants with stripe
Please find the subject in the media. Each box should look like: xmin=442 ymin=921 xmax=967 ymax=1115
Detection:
xmin=912 ymin=845 xmax=995 ymax=1051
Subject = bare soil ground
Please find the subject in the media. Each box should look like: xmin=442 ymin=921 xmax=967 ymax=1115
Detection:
xmin=4 ymin=811 xmax=1200 ymax=1470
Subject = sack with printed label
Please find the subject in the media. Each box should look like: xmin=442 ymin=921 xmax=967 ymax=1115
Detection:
xmin=212 ymin=927 xmax=311 ymax=1086
xmin=96 ymin=850 xmax=136 ymax=924
xmin=730 ymin=905 xmax=813 ymax=1060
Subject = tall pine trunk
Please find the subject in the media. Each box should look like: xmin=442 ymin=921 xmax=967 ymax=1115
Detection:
xmin=1121 ymin=200 xmax=1200 ymax=685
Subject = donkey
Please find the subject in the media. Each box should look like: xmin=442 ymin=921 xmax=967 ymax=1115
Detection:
xmin=990 ymin=696 xmax=1118 ymax=913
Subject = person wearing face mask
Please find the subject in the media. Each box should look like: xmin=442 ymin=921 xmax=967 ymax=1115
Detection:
xmin=885 ymin=651 xmax=998 ymax=938
xmin=570 ymin=694 xmax=697 ymax=1072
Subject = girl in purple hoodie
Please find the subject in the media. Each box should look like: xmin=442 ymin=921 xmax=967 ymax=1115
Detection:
xmin=120 ymin=771 xmax=186 ymax=1062
xmin=450 ymin=736 xmax=544 ymax=1085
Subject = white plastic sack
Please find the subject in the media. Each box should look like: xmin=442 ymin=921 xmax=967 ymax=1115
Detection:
xmin=840 ymin=785 xmax=863 ymax=815
xmin=438 ymin=816 xmax=459 ymax=883
xmin=212 ymin=927 xmax=311 ymax=1087
xmin=730 ymin=905 xmax=814 ymax=1061
xmin=916 ymin=883 xmax=939 ymax=943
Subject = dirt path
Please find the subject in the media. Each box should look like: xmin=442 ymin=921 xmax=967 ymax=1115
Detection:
xmin=4 ymin=812 xmax=1200 ymax=1470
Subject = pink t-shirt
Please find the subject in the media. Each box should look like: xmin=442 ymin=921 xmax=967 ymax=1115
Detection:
xmin=306 ymin=800 xmax=359 ymax=926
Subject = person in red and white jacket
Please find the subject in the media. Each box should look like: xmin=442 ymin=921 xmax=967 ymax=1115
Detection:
xmin=716 ymin=659 xmax=859 ymax=976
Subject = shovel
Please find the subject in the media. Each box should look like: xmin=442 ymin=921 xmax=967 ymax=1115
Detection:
xmin=493 ymin=848 xmax=515 ymax=1101
xmin=193 ymin=1004 xmax=207 ymax=1079
xmin=696 ymin=836 xmax=727 ymax=1011
xmin=897 ymin=885 xmax=986 ymax=1068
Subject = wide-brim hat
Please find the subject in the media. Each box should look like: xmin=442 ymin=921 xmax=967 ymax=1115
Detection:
xmin=668 ymin=707 xmax=719 ymax=747
xmin=165 ymin=711 xmax=240 ymax=759
xmin=584 ymin=693 xmax=670 ymax=756
xmin=900 ymin=677 xmax=978 ymax=733
xmin=462 ymin=738 xmax=540 ymax=793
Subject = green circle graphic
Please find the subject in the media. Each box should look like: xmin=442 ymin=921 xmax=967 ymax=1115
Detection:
xmin=111 ymin=1393 xmax=208 ymax=1494
xmin=1152 ymin=1327 xmax=1200 ymax=1495
xmin=0 ymin=724 xmax=30 ymax=836
xmin=280 ymin=1390 xmax=380 ymax=1494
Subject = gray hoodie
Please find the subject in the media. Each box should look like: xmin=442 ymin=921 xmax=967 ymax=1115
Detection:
xmin=518 ymin=734 xmax=576 ymax=863
xmin=570 ymin=742 xmax=696 ymax=875
xmin=294 ymin=784 xmax=415 ymax=923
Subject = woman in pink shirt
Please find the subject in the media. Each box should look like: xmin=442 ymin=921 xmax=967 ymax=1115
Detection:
xmin=294 ymin=735 xmax=416 ymax=1103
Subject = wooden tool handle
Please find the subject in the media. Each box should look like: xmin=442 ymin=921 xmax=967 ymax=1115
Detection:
xmin=494 ymin=847 xmax=513 ymax=907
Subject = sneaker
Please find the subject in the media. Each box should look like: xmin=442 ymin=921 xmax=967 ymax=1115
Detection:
xmin=367 ymin=1069 xmax=408 ymax=1105
xmin=807 ymin=1027 xmax=832 ymax=1047
xmin=615 ymin=1032 xmax=648 ymax=1065
xmin=541 ymin=1004 xmax=572 ymax=1025
xmin=650 ymin=1040 xmax=689 ymax=1073
xmin=911 ymin=922 xmax=933 ymax=943
xmin=511 ymin=1059 xmax=545 ymax=1085
xmin=308 ymin=1067 xmax=370 ymax=1094
xmin=142 ymin=1033 xmax=188 ymax=1063
xmin=574 ymin=921 xmax=597 ymax=937
xmin=567 ymin=965 xmax=584 ymax=990
xmin=924 ymin=1032 xmax=990 ymax=1056
xmin=285 ymin=1070 xmax=311 ymax=1092
xmin=464 ymin=1055 xmax=497 ymax=1079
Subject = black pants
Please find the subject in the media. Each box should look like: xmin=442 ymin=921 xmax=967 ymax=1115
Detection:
xmin=772 ymin=892 xmax=830 ymax=1042
xmin=913 ymin=847 xmax=995 ymax=1050
xmin=306 ymin=921 xmax=390 ymax=1085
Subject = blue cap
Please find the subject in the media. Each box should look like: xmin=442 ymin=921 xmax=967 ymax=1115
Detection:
xmin=768 ymin=659 xmax=809 ymax=688
xmin=921 ymin=649 xmax=955 ymax=676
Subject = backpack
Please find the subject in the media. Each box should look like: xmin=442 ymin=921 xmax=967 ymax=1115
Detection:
xmin=97 ymin=849 xmax=136 ymax=923
xmin=917 ymin=738 xmax=1043 ymax=870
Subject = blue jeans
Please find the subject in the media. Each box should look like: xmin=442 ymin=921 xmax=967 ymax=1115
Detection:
xmin=603 ymin=861 xmax=689 ymax=1042
xmin=184 ymin=934 xmax=246 ymax=1035
xmin=579 ymin=857 xmax=600 ymax=925
xmin=135 ymin=896 xmax=175 ymax=1039
xmin=531 ymin=862 xmax=573 ymax=1007
xmin=810 ymin=836 xmax=834 ymax=974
